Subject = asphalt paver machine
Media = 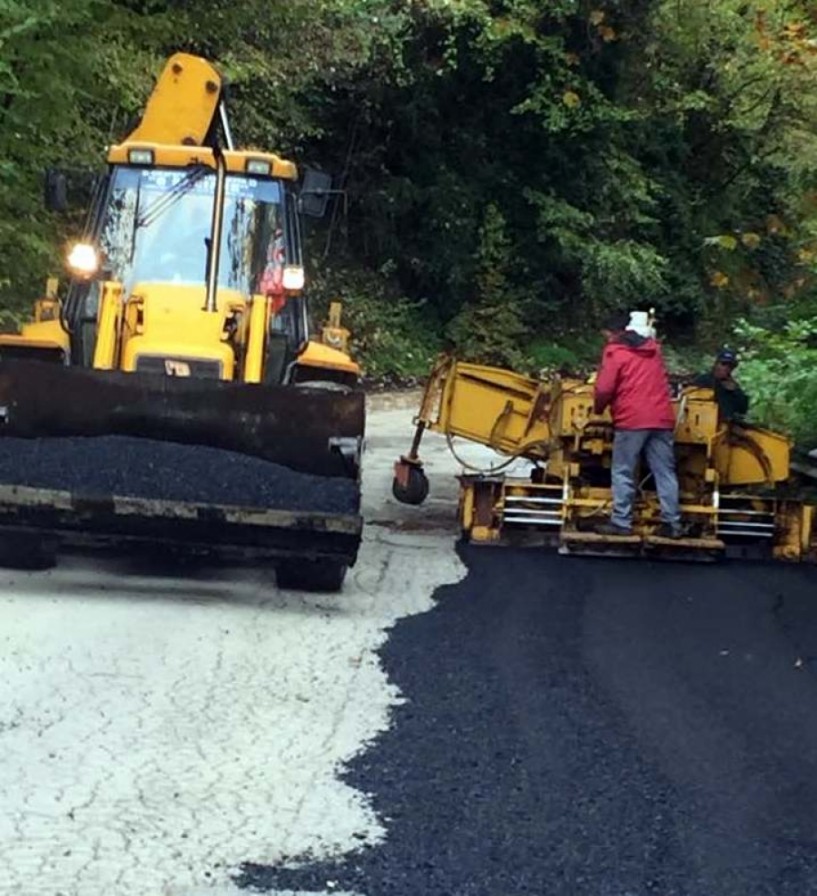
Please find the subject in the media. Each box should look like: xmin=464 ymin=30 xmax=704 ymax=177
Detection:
xmin=393 ymin=352 xmax=816 ymax=563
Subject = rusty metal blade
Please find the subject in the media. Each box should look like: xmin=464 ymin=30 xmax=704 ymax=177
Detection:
xmin=0 ymin=360 xmax=365 ymax=479
xmin=0 ymin=483 xmax=362 ymax=566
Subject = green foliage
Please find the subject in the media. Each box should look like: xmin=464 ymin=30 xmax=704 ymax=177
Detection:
xmin=660 ymin=342 xmax=710 ymax=378
xmin=581 ymin=240 xmax=669 ymax=310
xmin=308 ymin=264 xmax=441 ymax=380
xmin=444 ymin=203 xmax=528 ymax=367
xmin=626 ymin=0 xmax=817 ymax=322
xmin=1 ymin=0 xmax=97 ymax=305
xmin=526 ymin=334 xmax=599 ymax=376
xmin=0 ymin=0 xmax=174 ymax=308
xmin=4 ymin=0 xmax=817 ymax=387
xmin=732 ymin=316 xmax=817 ymax=446
xmin=0 ymin=307 xmax=27 ymax=333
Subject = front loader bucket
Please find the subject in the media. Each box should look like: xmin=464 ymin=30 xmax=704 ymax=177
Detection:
xmin=0 ymin=360 xmax=364 ymax=479
xmin=0 ymin=360 xmax=366 ymax=587
xmin=0 ymin=483 xmax=362 ymax=568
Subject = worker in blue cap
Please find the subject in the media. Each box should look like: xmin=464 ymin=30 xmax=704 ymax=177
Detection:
xmin=692 ymin=348 xmax=750 ymax=421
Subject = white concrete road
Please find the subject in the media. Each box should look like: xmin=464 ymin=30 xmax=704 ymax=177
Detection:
xmin=0 ymin=395 xmax=500 ymax=896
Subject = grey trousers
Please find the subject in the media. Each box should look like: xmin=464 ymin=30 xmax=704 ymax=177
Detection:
xmin=611 ymin=429 xmax=681 ymax=530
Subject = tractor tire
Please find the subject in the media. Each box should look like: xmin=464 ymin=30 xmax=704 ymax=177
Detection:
xmin=0 ymin=533 xmax=57 ymax=571
xmin=276 ymin=559 xmax=348 ymax=593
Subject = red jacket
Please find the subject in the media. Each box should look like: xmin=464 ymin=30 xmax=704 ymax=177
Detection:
xmin=593 ymin=332 xmax=676 ymax=430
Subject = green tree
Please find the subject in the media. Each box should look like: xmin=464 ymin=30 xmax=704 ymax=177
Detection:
xmin=4 ymin=0 xmax=817 ymax=429
xmin=446 ymin=202 xmax=527 ymax=366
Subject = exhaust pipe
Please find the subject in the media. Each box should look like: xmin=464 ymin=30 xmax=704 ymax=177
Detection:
xmin=204 ymin=148 xmax=227 ymax=313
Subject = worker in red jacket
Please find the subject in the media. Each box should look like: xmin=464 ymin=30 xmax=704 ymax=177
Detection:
xmin=592 ymin=310 xmax=683 ymax=539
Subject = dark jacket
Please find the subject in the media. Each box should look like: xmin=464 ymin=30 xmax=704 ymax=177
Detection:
xmin=692 ymin=371 xmax=749 ymax=421
xmin=593 ymin=331 xmax=676 ymax=430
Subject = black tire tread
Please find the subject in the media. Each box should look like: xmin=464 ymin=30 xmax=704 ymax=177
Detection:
xmin=276 ymin=559 xmax=347 ymax=593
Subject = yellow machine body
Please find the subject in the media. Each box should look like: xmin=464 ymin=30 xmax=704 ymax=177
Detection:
xmin=396 ymin=356 xmax=816 ymax=563
xmin=0 ymin=53 xmax=358 ymax=387
xmin=0 ymin=53 xmax=364 ymax=591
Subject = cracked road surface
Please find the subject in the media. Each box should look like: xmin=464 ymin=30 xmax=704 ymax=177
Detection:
xmin=0 ymin=396 xmax=467 ymax=896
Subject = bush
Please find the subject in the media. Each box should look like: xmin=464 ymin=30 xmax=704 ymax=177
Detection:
xmin=445 ymin=300 xmax=528 ymax=369
xmin=524 ymin=328 xmax=707 ymax=380
xmin=660 ymin=342 xmax=710 ymax=378
xmin=0 ymin=308 xmax=28 ymax=334
xmin=732 ymin=317 xmax=817 ymax=448
xmin=443 ymin=204 xmax=528 ymax=369
xmin=525 ymin=334 xmax=599 ymax=376
xmin=307 ymin=264 xmax=442 ymax=381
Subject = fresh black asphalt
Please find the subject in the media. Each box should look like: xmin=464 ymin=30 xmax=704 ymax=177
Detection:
xmin=237 ymin=545 xmax=817 ymax=896
xmin=0 ymin=436 xmax=359 ymax=513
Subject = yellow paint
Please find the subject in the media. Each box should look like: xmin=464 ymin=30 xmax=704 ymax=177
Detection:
xmin=718 ymin=425 xmax=791 ymax=486
xmin=409 ymin=354 xmax=816 ymax=560
xmin=119 ymin=283 xmax=242 ymax=378
xmin=0 ymin=331 xmax=68 ymax=355
xmin=92 ymin=281 xmax=124 ymax=369
xmin=106 ymin=144 xmax=298 ymax=180
xmin=5 ymin=319 xmax=69 ymax=350
xmin=108 ymin=53 xmax=297 ymax=177
xmin=433 ymin=361 xmax=552 ymax=457
xmin=297 ymin=339 xmax=360 ymax=376
xmin=125 ymin=53 xmax=222 ymax=147
xmin=320 ymin=301 xmax=351 ymax=353
xmin=243 ymin=294 xmax=269 ymax=384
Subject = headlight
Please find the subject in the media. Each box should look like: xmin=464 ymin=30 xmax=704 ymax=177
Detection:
xmin=282 ymin=265 xmax=305 ymax=291
xmin=66 ymin=242 xmax=100 ymax=278
xmin=128 ymin=148 xmax=154 ymax=165
xmin=245 ymin=158 xmax=271 ymax=175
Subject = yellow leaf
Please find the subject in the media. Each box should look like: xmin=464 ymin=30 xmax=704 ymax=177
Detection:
xmin=704 ymin=234 xmax=738 ymax=250
xmin=784 ymin=21 xmax=808 ymax=40
xmin=589 ymin=9 xmax=605 ymax=25
xmin=564 ymin=52 xmax=580 ymax=66
xmin=599 ymin=25 xmax=617 ymax=42
xmin=740 ymin=232 xmax=761 ymax=249
xmin=710 ymin=271 xmax=730 ymax=288
xmin=562 ymin=90 xmax=581 ymax=108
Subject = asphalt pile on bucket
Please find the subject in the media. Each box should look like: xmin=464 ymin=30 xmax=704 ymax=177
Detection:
xmin=0 ymin=436 xmax=359 ymax=514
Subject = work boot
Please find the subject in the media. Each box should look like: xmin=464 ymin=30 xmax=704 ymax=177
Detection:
xmin=594 ymin=521 xmax=633 ymax=537
xmin=656 ymin=522 xmax=683 ymax=540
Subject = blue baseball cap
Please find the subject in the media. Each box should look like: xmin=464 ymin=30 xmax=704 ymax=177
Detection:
xmin=716 ymin=348 xmax=739 ymax=366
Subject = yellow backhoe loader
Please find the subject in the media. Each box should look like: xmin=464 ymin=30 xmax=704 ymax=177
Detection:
xmin=393 ymin=345 xmax=817 ymax=563
xmin=0 ymin=53 xmax=364 ymax=591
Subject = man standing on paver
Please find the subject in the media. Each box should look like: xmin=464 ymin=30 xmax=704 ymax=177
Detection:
xmin=592 ymin=310 xmax=683 ymax=539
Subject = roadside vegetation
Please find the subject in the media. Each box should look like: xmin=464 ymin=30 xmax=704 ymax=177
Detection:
xmin=3 ymin=1 xmax=817 ymax=441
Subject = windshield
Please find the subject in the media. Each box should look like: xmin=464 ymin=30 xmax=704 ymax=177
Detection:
xmin=98 ymin=166 xmax=285 ymax=295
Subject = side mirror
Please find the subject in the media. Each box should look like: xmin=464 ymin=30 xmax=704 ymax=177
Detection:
xmin=44 ymin=168 xmax=68 ymax=212
xmin=300 ymin=168 xmax=333 ymax=218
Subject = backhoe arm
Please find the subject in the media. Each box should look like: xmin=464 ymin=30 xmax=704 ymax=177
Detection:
xmin=392 ymin=355 xmax=554 ymax=505
xmin=125 ymin=53 xmax=228 ymax=148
